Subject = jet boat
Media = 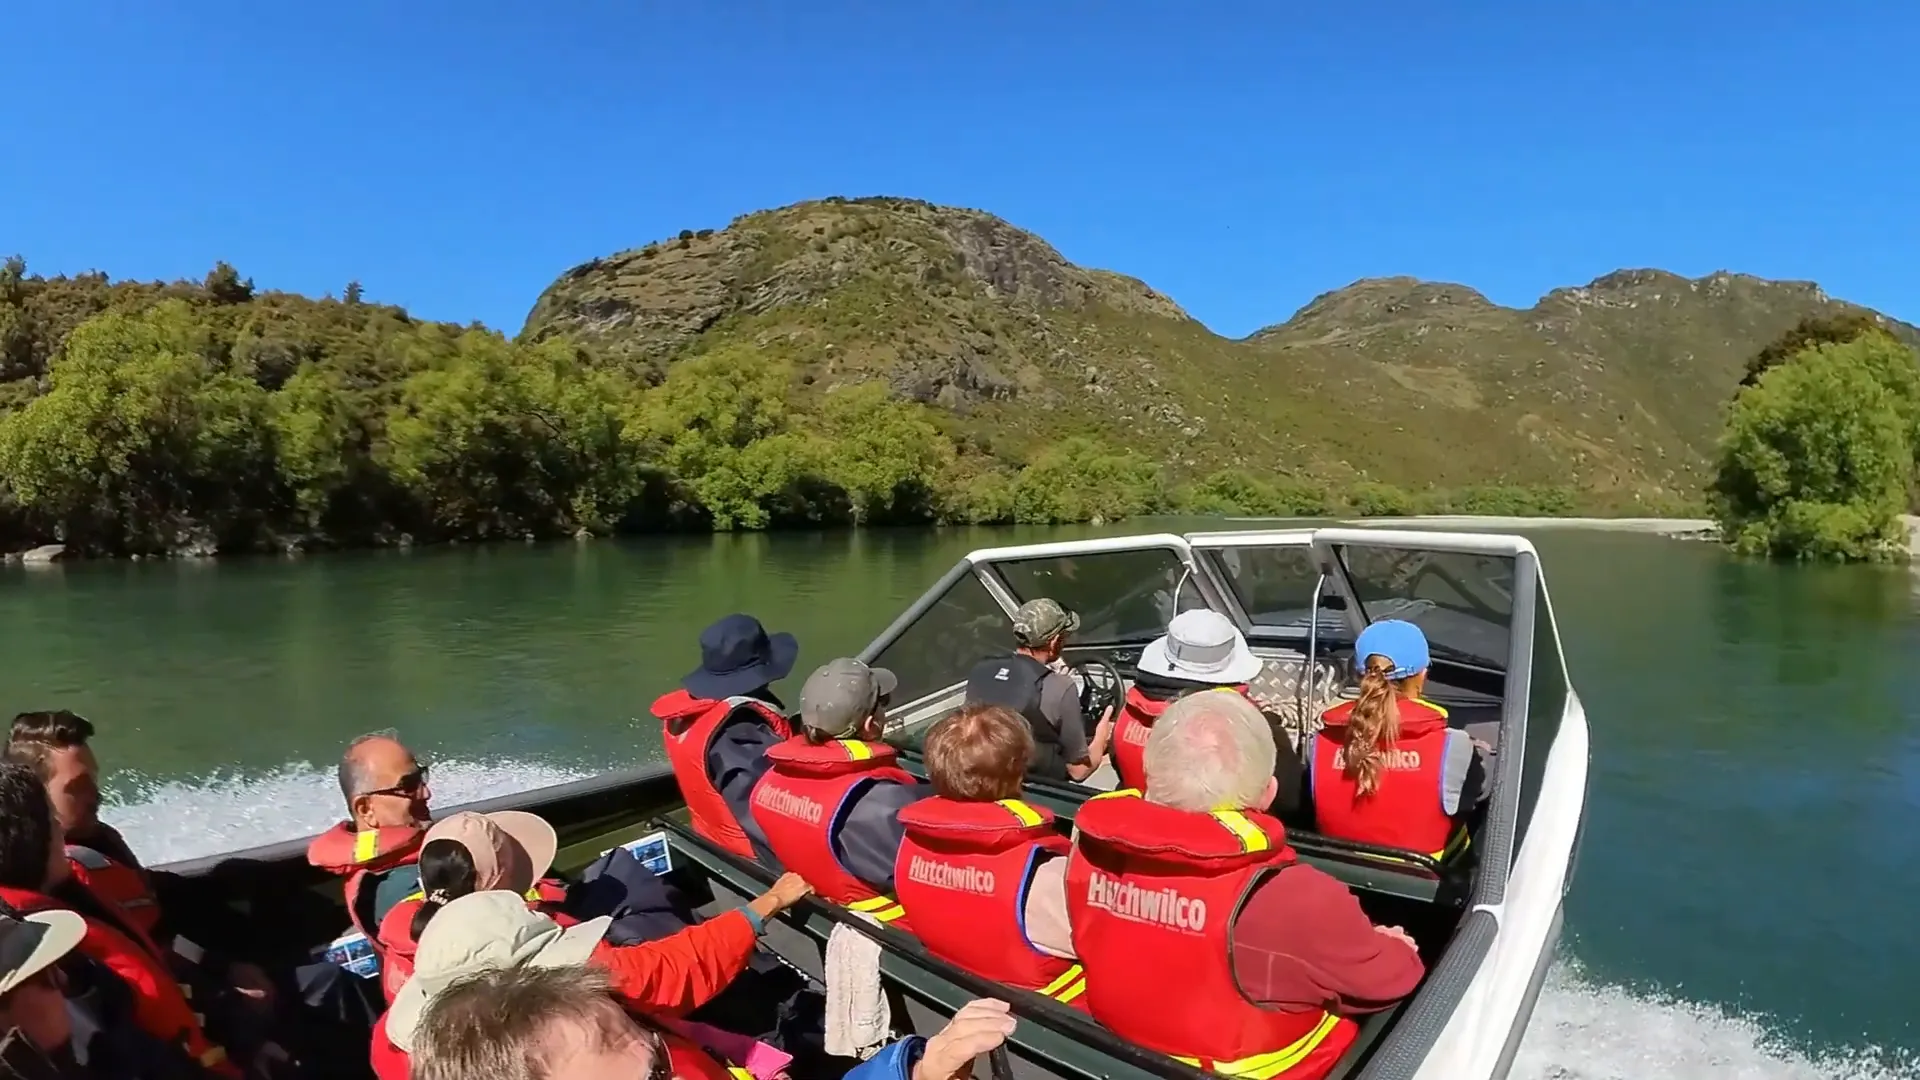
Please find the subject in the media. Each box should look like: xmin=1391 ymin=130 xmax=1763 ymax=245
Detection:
xmin=155 ymin=527 xmax=1589 ymax=1080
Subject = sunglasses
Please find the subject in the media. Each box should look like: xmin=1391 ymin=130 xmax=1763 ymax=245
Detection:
xmin=361 ymin=766 xmax=430 ymax=800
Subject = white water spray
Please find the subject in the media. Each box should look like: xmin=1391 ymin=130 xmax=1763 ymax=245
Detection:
xmin=106 ymin=761 xmax=1914 ymax=1080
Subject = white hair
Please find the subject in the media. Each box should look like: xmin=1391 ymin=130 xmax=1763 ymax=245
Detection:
xmin=1142 ymin=691 xmax=1276 ymax=812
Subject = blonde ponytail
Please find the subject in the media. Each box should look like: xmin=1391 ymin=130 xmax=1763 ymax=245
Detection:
xmin=1342 ymin=654 xmax=1404 ymax=796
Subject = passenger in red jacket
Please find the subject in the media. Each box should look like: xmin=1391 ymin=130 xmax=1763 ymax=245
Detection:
xmin=896 ymin=704 xmax=1083 ymax=1005
xmin=373 ymin=885 xmax=810 ymax=1080
xmin=1310 ymin=620 xmax=1490 ymax=856
xmin=1067 ymin=692 xmax=1423 ymax=1080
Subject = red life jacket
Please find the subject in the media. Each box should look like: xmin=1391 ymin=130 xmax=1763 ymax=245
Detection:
xmin=749 ymin=738 xmax=912 ymax=928
xmin=373 ymin=880 xmax=572 ymax=1002
xmin=1112 ymin=687 xmax=1170 ymax=792
xmin=304 ymin=821 xmax=425 ymax=941
xmin=662 ymin=1030 xmax=754 ymax=1080
xmin=0 ymin=885 xmax=236 ymax=1077
xmin=653 ymin=690 xmax=794 ymax=858
xmin=65 ymin=845 xmax=161 ymax=937
xmin=1065 ymin=793 xmax=1356 ymax=1079
xmin=1311 ymin=698 xmax=1463 ymax=857
xmin=1114 ymin=686 xmax=1255 ymax=793
xmin=894 ymin=797 xmax=1086 ymax=1006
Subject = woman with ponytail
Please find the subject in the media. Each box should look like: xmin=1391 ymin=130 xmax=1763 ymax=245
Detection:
xmin=1309 ymin=620 xmax=1489 ymax=856
xmin=375 ymin=811 xmax=567 ymax=1003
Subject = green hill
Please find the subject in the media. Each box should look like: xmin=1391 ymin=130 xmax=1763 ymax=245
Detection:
xmin=523 ymin=196 xmax=1911 ymax=508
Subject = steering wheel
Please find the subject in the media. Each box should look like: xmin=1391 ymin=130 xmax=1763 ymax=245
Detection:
xmin=1070 ymin=658 xmax=1125 ymax=725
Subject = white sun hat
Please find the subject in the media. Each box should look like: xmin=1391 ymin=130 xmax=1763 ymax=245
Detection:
xmin=1136 ymin=609 xmax=1264 ymax=685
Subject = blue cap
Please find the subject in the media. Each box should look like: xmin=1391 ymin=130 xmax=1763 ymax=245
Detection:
xmin=1353 ymin=619 xmax=1430 ymax=680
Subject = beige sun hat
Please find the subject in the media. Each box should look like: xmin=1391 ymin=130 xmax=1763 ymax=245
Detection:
xmin=384 ymin=891 xmax=611 ymax=1052
xmin=419 ymin=810 xmax=558 ymax=896
xmin=0 ymin=909 xmax=86 ymax=997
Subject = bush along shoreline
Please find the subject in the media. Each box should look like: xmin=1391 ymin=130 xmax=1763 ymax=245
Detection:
xmin=1710 ymin=314 xmax=1920 ymax=562
xmin=0 ymin=260 xmax=1684 ymax=560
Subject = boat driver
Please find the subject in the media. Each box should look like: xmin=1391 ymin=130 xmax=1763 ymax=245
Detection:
xmin=962 ymin=599 xmax=1113 ymax=783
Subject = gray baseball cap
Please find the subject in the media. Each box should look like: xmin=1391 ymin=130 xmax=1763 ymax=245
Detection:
xmin=799 ymin=658 xmax=899 ymax=737
xmin=1012 ymin=598 xmax=1079 ymax=647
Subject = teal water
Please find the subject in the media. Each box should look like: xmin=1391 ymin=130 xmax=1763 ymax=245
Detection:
xmin=3 ymin=525 xmax=1916 ymax=1077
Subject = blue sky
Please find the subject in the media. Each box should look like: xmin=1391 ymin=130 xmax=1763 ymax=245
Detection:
xmin=2 ymin=2 xmax=1912 ymax=337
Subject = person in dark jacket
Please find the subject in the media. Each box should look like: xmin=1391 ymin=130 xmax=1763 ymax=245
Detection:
xmin=962 ymin=599 xmax=1113 ymax=782
xmin=651 ymin=615 xmax=799 ymax=860
xmin=748 ymin=659 xmax=928 ymax=898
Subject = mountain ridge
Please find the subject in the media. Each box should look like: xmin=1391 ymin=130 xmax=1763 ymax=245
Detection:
xmin=520 ymin=195 xmax=1912 ymax=509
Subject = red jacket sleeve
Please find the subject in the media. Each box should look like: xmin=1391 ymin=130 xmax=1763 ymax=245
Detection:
xmin=1231 ymin=865 xmax=1425 ymax=1015
xmin=588 ymin=908 xmax=758 ymax=1016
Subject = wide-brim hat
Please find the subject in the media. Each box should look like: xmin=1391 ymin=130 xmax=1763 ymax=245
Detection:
xmin=384 ymin=891 xmax=612 ymax=1052
xmin=1137 ymin=609 xmax=1264 ymax=685
xmin=421 ymin=810 xmax=558 ymax=896
xmin=682 ymin=613 xmax=800 ymax=700
xmin=0 ymin=910 xmax=86 ymax=997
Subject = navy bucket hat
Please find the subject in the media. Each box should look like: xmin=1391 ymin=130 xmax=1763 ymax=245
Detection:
xmin=682 ymin=613 xmax=800 ymax=700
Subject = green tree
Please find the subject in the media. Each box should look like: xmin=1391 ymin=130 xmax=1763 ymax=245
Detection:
xmin=1712 ymin=340 xmax=1912 ymax=561
xmin=1010 ymin=437 xmax=1166 ymax=524
xmin=815 ymin=382 xmax=953 ymax=524
xmin=636 ymin=346 xmax=824 ymax=529
xmin=379 ymin=332 xmax=646 ymax=538
xmin=0 ymin=301 xmax=274 ymax=552
xmin=203 ymin=262 xmax=254 ymax=305
xmin=1739 ymin=311 xmax=1894 ymax=388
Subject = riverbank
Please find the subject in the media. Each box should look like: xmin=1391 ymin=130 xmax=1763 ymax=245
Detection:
xmin=1343 ymin=513 xmax=1920 ymax=560
xmin=1343 ymin=514 xmax=1721 ymax=538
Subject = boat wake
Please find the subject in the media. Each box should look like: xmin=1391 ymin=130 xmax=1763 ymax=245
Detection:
xmin=107 ymin=759 xmax=1914 ymax=1080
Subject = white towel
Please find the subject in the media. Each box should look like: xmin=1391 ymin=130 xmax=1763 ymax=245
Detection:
xmin=824 ymin=916 xmax=890 ymax=1059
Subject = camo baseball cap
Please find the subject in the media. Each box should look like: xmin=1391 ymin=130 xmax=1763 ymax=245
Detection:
xmin=799 ymin=658 xmax=899 ymax=737
xmin=1012 ymin=598 xmax=1080 ymax=646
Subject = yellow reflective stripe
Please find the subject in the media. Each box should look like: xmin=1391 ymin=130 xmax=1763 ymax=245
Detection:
xmin=1038 ymin=963 xmax=1085 ymax=1000
xmin=403 ymin=888 xmax=425 ymax=904
xmin=1172 ymin=1012 xmax=1342 ymax=1077
xmin=997 ymin=799 xmax=1044 ymax=827
xmin=353 ymin=829 xmax=379 ymax=863
xmin=729 ymin=1070 xmax=755 ymax=1080
xmin=1088 ymin=788 xmax=1141 ymax=802
xmin=847 ymin=893 xmax=907 ymax=922
xmin=1431 ymin=829 xmax=1471 ymax=861
xmin=198 ymin=1045 xmax=228 ymax=1068
xmin=525 ymin=885 xmax=543 ymax=902
xmin=839 ymin=740 xmax=874 ymax=761
xmin=1208 ymin=810 xmax=1271 ymax=854
xmin=1414 ymin=698 xmax=1451 ymax=719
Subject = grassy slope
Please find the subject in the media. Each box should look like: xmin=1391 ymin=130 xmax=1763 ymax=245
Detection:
xmin=520 ymin=196 xmax=1913 ymax=509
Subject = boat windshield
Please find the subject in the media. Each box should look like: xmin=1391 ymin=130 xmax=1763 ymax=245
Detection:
xmin=1198 ymin=544 xmax=1331 ymax=635
xmin=1333 ymin=545 xmax=1514 ymax=669
xmin=868 ymin=569 xmax=1011 ymax=706
xmin=991 ymin=547 xmax=1207 ymax=646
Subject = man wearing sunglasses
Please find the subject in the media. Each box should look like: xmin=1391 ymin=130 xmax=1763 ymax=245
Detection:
xmin=305 ymin=734 xmax=435 ymax=943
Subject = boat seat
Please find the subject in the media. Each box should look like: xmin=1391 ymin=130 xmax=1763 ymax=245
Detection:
xmin=656 ymin=817 xmax=1401 ymax=1080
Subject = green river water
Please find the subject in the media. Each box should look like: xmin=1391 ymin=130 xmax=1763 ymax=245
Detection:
xmin=2 ymin=523 xmax=1916 ymax=1079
